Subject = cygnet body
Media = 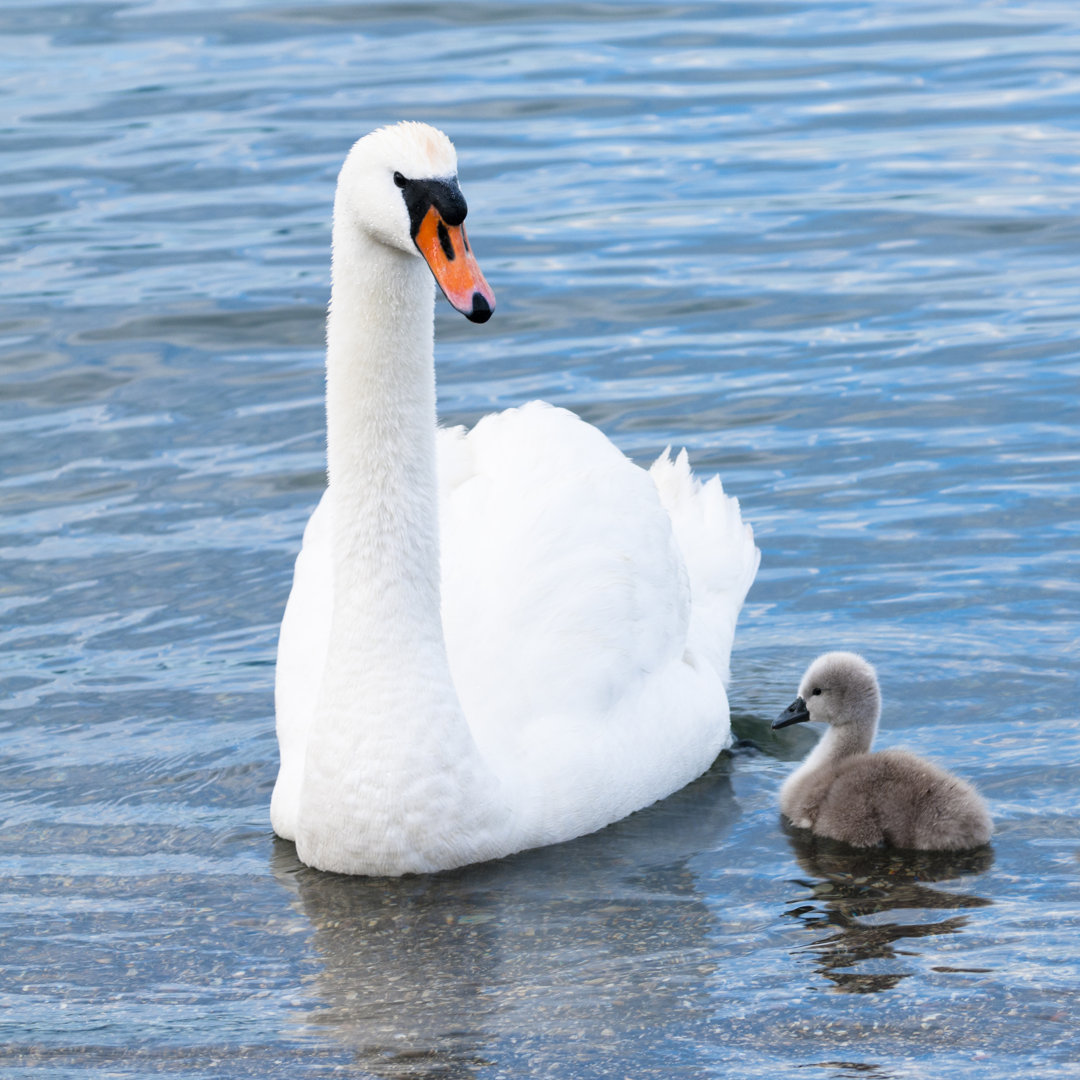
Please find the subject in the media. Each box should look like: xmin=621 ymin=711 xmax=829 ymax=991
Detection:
xmin=773 ymin=652 xmax=992 ymax=851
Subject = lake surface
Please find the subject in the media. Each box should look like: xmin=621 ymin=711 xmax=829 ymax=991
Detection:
xmin=2 ymin=1 xmax=1078 ymax=1077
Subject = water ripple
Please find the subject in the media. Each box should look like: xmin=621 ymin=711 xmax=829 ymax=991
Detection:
xmin=1 ymin=2 xmax=1079 ymax=1077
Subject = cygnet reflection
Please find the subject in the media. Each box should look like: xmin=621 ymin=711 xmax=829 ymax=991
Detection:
xmin=782 ymin=823 xmax=994 ymax=994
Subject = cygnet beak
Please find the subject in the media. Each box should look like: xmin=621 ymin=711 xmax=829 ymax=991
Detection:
xmin=773 ymin=696 xmax=811 ymax=730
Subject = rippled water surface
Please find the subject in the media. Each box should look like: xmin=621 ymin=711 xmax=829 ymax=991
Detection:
xmin=2 ymin=2 xmax=1079 ymax=1077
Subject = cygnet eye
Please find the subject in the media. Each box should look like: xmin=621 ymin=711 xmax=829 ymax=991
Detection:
xmin=811 ymin=688 xmax=822 ymax=696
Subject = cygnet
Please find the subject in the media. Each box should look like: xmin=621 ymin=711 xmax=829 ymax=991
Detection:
xmin=772 ymin=652 xmax=992 ymax=851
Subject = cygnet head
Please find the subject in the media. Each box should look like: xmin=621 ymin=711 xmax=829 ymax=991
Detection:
xmin=773 ymin=651 xmax=881 ymax=737
xmin=334 ymin=122 xmax=494 ymax=323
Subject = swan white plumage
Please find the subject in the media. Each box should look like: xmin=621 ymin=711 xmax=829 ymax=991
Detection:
xmin=270 ymin=122 xmax=759 ymax=875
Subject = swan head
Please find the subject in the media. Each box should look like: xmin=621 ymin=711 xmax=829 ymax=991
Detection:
xmin=335 ymin=122 xmax=495 ymax=323
xmin=773 ymin=651 xmax=881 ymax=735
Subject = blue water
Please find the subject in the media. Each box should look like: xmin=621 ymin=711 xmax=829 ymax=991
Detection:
xmin=2 ymin=1 xmax=1078 ymax=1077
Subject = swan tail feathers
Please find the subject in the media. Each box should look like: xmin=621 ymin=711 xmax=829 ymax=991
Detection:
xmin=650 ymin=448 xmax=759 ymax=683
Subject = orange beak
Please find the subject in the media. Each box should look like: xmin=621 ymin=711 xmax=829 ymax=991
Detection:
xmin=414 ymin=205 xmax=495 ymax=323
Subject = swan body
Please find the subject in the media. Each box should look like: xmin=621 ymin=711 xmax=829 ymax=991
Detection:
xmin=773 ymin=652 xmax=992 ymax=851
xmin=270 ymin=123 xmax=759 ymax=875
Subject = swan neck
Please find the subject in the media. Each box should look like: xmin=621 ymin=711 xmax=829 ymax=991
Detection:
xmin=324 ymin=212 xmax=441 ymax=639
xmin=822 ymin=719 xmax=875 ymax=762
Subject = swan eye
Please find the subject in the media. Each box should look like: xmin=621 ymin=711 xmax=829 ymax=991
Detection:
xmin=811 ymin=688 xmax=822 ymax=696
xmin=393 ymin=171 xmax=408 ymax=189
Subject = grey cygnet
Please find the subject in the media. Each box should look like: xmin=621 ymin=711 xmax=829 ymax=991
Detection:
xmin=772 ymin=652 xmax=992 ymax=851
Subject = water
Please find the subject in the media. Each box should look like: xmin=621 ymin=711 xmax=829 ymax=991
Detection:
xmin=2 ymin=1 xmax=1078 ymax=1076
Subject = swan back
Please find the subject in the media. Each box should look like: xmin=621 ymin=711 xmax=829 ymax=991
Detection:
xmin=437 ymin=403 xmax=756 ymax=831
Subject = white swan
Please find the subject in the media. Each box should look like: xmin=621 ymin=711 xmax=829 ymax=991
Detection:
xmin=270 ymin=122 xmax=759 ymax=875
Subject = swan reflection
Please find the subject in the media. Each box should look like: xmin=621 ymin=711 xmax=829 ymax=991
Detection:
xmin=272 ymin=761 xmax=739 ymax=1078
xmin=782 ymin=823 xmax=993 ymax=994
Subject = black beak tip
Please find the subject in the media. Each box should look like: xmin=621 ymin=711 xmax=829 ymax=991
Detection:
xmin=465 ymin=293 xmax=493 ymax=324
xmin=772 ymin=696 xmax=811 ymax=730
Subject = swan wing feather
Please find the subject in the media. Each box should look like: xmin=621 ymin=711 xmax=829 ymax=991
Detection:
xmin=438 ymin=402 xmax=689 ymax=742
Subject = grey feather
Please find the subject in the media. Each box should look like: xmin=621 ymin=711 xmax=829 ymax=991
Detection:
xmin=773 ymin=652 xmax=992 ymax=851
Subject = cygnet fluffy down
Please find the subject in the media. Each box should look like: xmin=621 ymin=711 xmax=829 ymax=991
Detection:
xmin=773 ymin=652 xmax=992 ymax=851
